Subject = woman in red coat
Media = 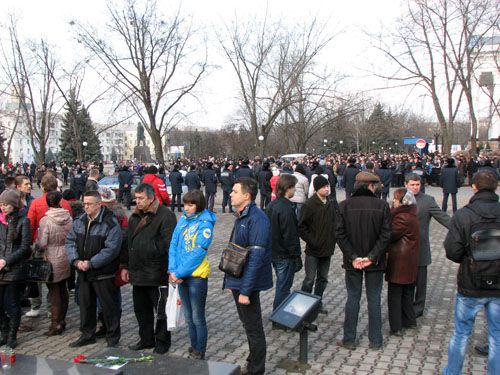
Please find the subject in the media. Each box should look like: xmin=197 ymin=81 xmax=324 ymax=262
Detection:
xmin=386 ymin=188 xmax=420 ymax=336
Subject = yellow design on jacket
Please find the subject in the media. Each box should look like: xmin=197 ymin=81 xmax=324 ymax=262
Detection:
xmin=182 ymin=222 xmax=211 ymax=278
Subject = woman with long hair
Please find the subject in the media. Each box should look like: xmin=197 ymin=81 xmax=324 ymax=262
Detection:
xmin=168 ymin=190 xmax=216 ymax=360
xmin=386 ymin=188 xmax=420 ymax=336
xmin=0 ymin=189 xmax=31 ymax=348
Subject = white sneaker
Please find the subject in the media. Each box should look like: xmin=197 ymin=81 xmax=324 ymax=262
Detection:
xmin=24 ymin=309 xmax=40 ymax=317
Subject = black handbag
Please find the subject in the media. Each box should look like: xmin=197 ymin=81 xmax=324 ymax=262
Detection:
xmin=218 ymin=242 xmax=249 ymax=278
xmin=25 ymin=258 xmax=53 ymax=283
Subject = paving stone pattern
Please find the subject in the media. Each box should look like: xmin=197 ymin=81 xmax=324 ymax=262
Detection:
xmin=14 ymin=186 xmax=489 ymax=374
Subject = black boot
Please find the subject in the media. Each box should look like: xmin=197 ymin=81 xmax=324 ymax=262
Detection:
xmin=7 ymin=315 xmax=21 ymax=349
xmin=154 ymin=320 xmax=171 ymax=354
xmin=0 ymin=317 xmax=8 ymax=346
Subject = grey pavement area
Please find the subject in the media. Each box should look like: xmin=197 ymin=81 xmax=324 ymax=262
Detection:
xmin=14 ymin=185 xmax=489 ymax=374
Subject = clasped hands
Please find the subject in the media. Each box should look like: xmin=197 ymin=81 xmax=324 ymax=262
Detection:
xmin=352 ymin=257 xmax=373 ymax=270
xmin=74 ymin=260 xmax=91 ymax=272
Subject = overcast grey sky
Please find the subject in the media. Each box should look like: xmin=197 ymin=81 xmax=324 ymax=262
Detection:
xmin=0 ymin=0 xmax=427 ymax=128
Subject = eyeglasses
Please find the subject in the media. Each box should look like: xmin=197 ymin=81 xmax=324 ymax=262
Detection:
xmin=83 ymin=202 xmax=100 ymax=207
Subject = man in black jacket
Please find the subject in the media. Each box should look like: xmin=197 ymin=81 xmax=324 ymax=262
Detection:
xmin=118 ymin=166 xmax=134 ymax=210
xmin=440 ymin=158 xmax=461 ymax=213
xmin=201 ymin=162 xmax=218 ymax=211
xmin=336 ymin=172 xmax=391 ymax=350
xmin=442 ymin=171 xmax=500 ymax=375
xmin=84 ymin=168 xmax=100 ymax=193
xmin=121 ymin=183 xmax=177 ymax=354
xmin=266 ymin=174 xmax=300 ymax=316
xmin=258 ymin=162 xmax=272 ymax=209
xmin=65 ymin=190 xmax=122 ymax=348
xmin=342 ymin=158 xmax=360 ymax=200
xmin=169 ymin=165 xmax=184 ymax=212
xmin=184 ymin=165 xmax=201 ymax=191
xmin=299 ymin=175 xmax=338 ymax=314
xmin=220 ymin=163 xmax=234 ymax=213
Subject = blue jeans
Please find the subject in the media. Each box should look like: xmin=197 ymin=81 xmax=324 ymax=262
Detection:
xmin=443 ymin=293 xmax=500 ymax=375
xmin=272 ymin=259 xmax=296 ymax=311
xmin=343 ymin=270 xmax=383 ymax=346
xmin=178 ymin=277 xmax=208 ymax=353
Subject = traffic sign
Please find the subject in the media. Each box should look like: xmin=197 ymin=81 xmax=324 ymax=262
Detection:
xmin=415 ymin=139 xmax=427 ymax=149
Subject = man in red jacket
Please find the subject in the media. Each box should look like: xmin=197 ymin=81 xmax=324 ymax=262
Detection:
xmin=142 ymin=166 xmax=170 ymax=206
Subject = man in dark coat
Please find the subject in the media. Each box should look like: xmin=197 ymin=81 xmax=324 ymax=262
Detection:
xmin=440 ymin=158 xmax=461 ymax=213
xmin=405 ymin=173 xmax=450 ymax=318
xmin=118 ymin=165 xmax=134 ymax=210
xmin=65 ymin=190 xmax=122 ymax=348
xmin=258 ymin=162 xmax=272 ymax=209
xmin=375 ymin=160 xmax=393 ymax=201
xmin=342 ymin=158 xmax=360 ymax=200
xmin=184 ymin=165 xmax=201 ymax=191
xmin=201 ymin=162 xmax=218 ymax=211
xmin=71 ymin=168 xmax=87 ymax=200
xmin=121 ymin=183 xmax=177 ymax=354
xmin=84 ymin=168 xmax=100 ymax=193
xmin=169 ymin=165 xmax=184 ymax=212
xmin=442 ymin=171 xmax=500 ymax=375
xmin=234 ymin=159 xmax=254 ymax=179
xmin=266 ymin=174 xmax=300 ymax=317
xmin=336 ymin=172 xmax=392 ymax=350
xmin=220 ymin=163 xmax=234 ymax=213
xmin=299 ymin=175 xmax=338 ymax=314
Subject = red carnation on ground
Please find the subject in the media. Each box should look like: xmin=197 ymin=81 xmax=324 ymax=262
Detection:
xmin=73 ymin=355 xmax=87 ymax=363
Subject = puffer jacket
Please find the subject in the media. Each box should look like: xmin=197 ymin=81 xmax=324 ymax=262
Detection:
xmin=124 ymin=199 xmax=177 ymax=286
xmin=385 ymin=204 xmax=420 ymax=284
xmin=65 ymin=206 xmax=122 ymax=281
xmin=290 ymin=172 xmax=309 ymax=203
xmin=143 ymin=173 xmax=170 ymax=205
xmin=168 ymin=209 xmax=216 ymax=279
xmin=36 ymin=208 xmax=72 ymax=283
xmin=0 ymin=213 xmax=32 ymax=283
xmin=223 ymin=202 xmax=273 ymax=296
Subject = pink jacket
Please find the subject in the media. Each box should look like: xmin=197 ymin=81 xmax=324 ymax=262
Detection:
xmin=36 ymin=208 xmax=72 ymax=283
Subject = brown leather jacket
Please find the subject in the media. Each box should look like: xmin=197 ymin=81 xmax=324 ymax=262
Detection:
xmin=385 ymin=204 xmax=420 ymax=284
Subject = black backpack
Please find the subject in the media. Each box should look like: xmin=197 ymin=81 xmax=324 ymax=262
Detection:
xmin=466 ymin=204 xmax=500 ymax=290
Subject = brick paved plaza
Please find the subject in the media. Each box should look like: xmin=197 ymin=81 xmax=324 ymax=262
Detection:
xmin=14 ymin=186 xmax=489 ymax=374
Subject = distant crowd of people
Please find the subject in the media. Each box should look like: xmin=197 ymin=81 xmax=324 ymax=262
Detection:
xmin=0 ymin=150 xmax=498 ymax=374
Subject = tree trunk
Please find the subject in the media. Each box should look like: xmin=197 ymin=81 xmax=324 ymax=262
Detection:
xmin=150 ymin=128 xmax=164 ymax=162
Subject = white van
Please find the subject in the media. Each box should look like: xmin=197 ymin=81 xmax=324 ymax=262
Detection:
xmin=281 ymin=153 xmax=307 ymax=162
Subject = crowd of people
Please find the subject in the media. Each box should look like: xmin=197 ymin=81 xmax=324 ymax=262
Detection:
xmin=0 ymin=150 xmax=498 ymax=374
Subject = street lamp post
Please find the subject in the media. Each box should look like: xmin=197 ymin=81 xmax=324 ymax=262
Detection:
xmin=258 ymin=135 xmax=264 ymax=158
xmin=82 ymin=141 xmax=88 ymax=162
xmin=323 ymin=139 xmax=328 ymax=153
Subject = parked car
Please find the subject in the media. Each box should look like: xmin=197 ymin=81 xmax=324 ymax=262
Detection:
xmin=97 ymin=175 xmax=142 ymax=203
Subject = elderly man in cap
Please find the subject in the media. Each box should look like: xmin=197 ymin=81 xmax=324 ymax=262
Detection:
xmin=299 ymin=175 xmax=338 ymax=314
xmin=336 ymin=171 xmax=391 ymax=350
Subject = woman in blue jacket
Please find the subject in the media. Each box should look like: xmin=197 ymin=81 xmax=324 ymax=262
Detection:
xmin=168 ymin=190 xmax=216 ymax=360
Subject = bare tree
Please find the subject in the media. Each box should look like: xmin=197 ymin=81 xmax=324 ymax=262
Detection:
xmin=437 ymin=0 xmax=499 ymax=154
xmin=375 ymin=0 xmax=466 ymax=154
xmin=0 ymin=17 xmax=60 ymax=164
xmin=72 ymin=0 xmax=207 ymax=162
xmin=219 ymin=15 xmax=331 ymax=156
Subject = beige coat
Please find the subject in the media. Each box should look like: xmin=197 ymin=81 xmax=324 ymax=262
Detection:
xmin=36 ymin=208 xmax=72 ymax=283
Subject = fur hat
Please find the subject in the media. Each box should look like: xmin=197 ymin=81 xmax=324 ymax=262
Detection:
xmin=313 ymin=175 xmax=329 ymax=191
xmin=0 ymin=189 xmax=20 ymax=208
xmin=355 ymin=171 xmax=380 ymax=183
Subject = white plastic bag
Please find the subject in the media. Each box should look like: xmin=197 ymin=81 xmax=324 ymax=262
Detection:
xmin=166 ymin=283 xmax=185 ymax=330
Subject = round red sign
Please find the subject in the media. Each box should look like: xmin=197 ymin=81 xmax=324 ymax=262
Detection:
xmin=415 ymin=139 xmax=426 ymax=149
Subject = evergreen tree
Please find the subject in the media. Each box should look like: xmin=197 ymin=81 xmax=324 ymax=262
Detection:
xmin=59 ymin=93 xmax=102 ymax=163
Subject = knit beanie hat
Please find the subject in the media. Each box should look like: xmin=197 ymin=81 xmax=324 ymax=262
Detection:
xmin=313 ymin=175 xmax=329 ymax=191
xmin=0 ymin=189 xmax=20 ymax=208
